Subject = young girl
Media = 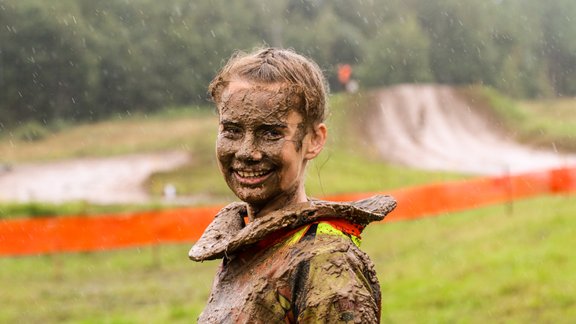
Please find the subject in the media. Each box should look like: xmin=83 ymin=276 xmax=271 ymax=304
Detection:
xmin=190 ymin=48 xmax=396 ymax=323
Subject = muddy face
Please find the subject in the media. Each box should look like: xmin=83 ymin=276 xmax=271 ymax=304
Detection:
xmin=216 ymin=81 xmax=309 ymax=217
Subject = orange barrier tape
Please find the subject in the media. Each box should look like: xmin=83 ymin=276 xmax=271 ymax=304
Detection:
xmin=1 ymin=166 xmax=575 ymax=256
xmin=326 ymin=167 xmax=576 ymax=221
xmin=0 ymin=206 xmax=222 ymax=256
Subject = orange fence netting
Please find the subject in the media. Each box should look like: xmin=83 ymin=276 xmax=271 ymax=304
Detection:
xmin=1 ymin=166 xmax=575 ymax=256
xmin=0 ymin=206 xmax=221 ymax=256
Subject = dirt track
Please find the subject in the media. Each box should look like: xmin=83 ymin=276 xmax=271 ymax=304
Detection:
xmin=0 ymin=151 xmax=190 ymax=204
xmin=367 ymin=84 xmax=576 ymax=175
xmin=1 ymin=85 xmax=575 ymax=204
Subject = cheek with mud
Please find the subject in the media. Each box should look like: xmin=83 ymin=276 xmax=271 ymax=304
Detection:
xmin=215 ymin=134 xmax=287 ymax=166
xmin=216 ymin=139 xmax=306 ymax=211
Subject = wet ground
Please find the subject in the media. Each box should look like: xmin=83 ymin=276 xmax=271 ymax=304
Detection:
xmin=0 ymin=151 xmax=190 ymax=204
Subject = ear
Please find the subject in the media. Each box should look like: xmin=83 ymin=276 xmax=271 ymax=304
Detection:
xmin=304 ymin=123 xmax=327 ymax=160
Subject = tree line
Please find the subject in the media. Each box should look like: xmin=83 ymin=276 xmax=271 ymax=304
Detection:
xmin=1 ymin=0 xmax=575 ymax=128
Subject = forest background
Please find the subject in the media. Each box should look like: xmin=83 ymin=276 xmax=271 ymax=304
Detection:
xmin=1 ymin=0 xmax=576 ymax=131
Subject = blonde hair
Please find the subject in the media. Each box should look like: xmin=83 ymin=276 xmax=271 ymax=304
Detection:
xmin=208 ymin=48 xmax=328 ymax=126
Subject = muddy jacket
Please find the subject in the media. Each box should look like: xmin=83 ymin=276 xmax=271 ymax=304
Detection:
xmin=189 ymin=195 xmax=396 ymax=323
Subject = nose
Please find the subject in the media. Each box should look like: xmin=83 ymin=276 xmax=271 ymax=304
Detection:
xmin=235 ymin=133 xmax=263 ymax=161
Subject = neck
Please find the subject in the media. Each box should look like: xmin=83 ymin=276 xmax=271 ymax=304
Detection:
xmin=247 ymin=187 xmax=308 ymax=221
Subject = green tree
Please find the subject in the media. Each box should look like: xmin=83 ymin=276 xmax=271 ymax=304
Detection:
xmin=0 ymin=0 xmax=98 ymax=124
xmin=357 ymin=14 xmax=432 ymax=86
xmin=538 ymin=0 xmax=576 ymax=96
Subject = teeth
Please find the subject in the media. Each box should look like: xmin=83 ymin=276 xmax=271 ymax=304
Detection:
xmin=237 ymin=170 xmax=269 ymax=178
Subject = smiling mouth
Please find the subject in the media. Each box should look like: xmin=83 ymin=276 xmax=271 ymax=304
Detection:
xmin=233 ymin=169 xmax=273 ymax=185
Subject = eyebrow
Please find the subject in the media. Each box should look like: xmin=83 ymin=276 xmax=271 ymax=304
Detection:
xmin=219 ymin=119 xmax=241 ymax=126
xmin=260 ymin=123 xmax=289 ymax=129
xmin=220 ymin=119 xmax=290 ymax=128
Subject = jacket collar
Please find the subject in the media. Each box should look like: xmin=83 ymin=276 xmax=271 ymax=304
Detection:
xmin=189 ymin=195 xmax=396 ymax=261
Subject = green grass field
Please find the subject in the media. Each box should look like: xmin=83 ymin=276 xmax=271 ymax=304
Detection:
xmin=1 ymin=195 xmax=574 ymax=323
xmin=1 ymin=87 xmax=576 ymax=322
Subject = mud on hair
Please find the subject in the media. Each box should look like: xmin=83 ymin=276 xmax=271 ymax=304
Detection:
xmin=208 ymin=47 xmax=329 ymax=129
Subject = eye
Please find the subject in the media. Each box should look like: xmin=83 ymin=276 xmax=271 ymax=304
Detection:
xmin=220 ymin=125 xmax=243 ymax=140
xmin=261 ymin=127 xmax=284 ymax=141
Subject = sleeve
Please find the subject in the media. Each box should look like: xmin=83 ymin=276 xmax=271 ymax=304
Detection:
xmin=293 ymin=240 xmax=381 ymax=323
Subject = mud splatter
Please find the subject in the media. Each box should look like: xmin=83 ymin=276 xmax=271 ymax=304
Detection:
xmin=215 ymin=81 xmax=312 ymax=219
xmin=189 ymin=195 xmax=396 ymax=261
xmin=195 ymin=220 xmax=383 ymax=323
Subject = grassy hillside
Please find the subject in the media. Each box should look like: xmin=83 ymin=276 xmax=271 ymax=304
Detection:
xmin=0 ymin=107 xmax=221 ymax=217
xmin=0 ymin=93 xmax=463 ymax=218
xmin=3 ymin=87 xmax=574 ymax=209
xmin=0 ymin=107 xmax=216 ymax=163
xmin=459 ymin=86 xmax=576 ymax=153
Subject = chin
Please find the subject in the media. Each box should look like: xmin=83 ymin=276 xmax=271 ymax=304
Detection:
xmin=235 ymin=193 xmax=269 ymax=206
xmin=229 ymin=186 xmax=267 ymax=205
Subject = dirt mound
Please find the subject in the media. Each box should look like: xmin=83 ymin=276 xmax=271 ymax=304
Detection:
xmin=0 ymin=151 xmax=190 ymax=204
xmin=367 ymin=84 xmax=576 ymax=175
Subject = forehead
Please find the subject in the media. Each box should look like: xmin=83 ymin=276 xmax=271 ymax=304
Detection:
xmin=219 ymin=81 xmax=303 ymax=123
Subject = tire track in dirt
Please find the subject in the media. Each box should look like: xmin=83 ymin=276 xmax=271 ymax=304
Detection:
xmin=368 ymin=84 xmax=576 ymax=175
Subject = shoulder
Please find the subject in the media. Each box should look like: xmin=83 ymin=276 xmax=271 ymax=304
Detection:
xmin=290 ymin=222 xmax=367 ymax=260
xmin=293 ymin=224 xmax=381 ymax=323
xmin=287 ymin=222 xmax=381 ymax=322
xmin=292 ymin=222 xmax=378 ymax=282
